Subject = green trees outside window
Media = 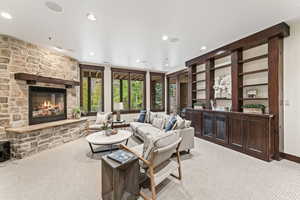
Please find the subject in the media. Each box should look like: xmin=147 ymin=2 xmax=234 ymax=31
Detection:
xmin=150 ymin=73 xmax=165 ymax=111
xmin=112 ymin=69 xmax=146 ymax=112
xmin=80 ymin=65 xmax=104 ymax=115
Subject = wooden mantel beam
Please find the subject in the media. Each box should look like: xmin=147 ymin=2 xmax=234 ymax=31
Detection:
xmin=14 ymin=73 xmax=80 ymax=87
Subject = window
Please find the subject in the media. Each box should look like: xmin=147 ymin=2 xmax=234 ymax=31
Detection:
xmin=168 ymin=77 xmax=177 ymax=113
xmin=112 ymin=68 xmax=146 ymax=113
xmin=150 ymin=72 xmax=165 ymax=111
xmin=80 ymin=65 xmax=104 ymax=115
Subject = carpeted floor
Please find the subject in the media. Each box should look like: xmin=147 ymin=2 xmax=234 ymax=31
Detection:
xmin=0 ymin=136 xmax=300 ymax=200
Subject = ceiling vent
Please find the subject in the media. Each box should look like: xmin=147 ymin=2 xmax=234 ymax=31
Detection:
xmin=45 ymin=1 xmax=63 ymax=13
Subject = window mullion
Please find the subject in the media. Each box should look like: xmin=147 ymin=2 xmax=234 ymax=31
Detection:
xmin=128 ymin=72 xmax=131 ymax=111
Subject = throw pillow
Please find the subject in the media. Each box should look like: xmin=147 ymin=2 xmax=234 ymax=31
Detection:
xmin=175 ymin=115 xmax=186 ymax=130
xmin=149 ymin=112 xmax=157 ymax=124
xmin=185 ymin=120 xmax=192 ymax=128
xmin=137 ymin=110 xmax=147 ymax=123
xmin=165 ymin=115 xmax=177 ymax=132
xmin=152 ymin=117 xmax=165 ymax=130
xmin=95 ymin=112 xmax=106 ymax=124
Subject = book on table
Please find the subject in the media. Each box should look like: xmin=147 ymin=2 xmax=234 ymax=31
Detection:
xmin=107 ymin=150 xmax=135 ymax=164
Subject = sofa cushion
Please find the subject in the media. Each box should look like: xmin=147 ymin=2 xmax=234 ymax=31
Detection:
xmin=130 ymin=122 xmax=151 ymax=132
xmin=136 ymin=125 xmax=161 ymax=137
xmin=89 ymin=124 xmax=104 ymax=130
xmin=152 ymin=117 xmax=165 ymax=129
xmin=175 ymin=115 xmax=186 ymax=130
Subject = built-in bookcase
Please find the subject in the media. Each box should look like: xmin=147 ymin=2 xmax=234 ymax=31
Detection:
xmin=191 ymin=63 xmax=206 ymax=105
xmin=213 ymin=55 xmax=232 ymax=109
xmin=186 ymin=22 xmax=289 ymax=161
xmin=240 ymin=44 xmax=269 ymax=113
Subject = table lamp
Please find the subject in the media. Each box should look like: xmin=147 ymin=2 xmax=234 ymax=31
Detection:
xmin=115 ymin=102 xmax=124 ymax=121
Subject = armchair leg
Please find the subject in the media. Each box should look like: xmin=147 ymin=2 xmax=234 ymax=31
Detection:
xmin=171 ymin=149 xmax=182 ymax=180
xmin=149 ymin=167 xmax=157 ymax=200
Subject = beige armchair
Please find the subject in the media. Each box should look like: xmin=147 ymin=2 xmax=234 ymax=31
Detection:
xmin=87 ymin=112 xmax=112 ymax=133
xmin=120 ymin=132 xmax=182 ymax=200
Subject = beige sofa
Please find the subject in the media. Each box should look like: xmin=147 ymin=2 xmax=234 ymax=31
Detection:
xmin=130 ymin=113 xmax=195 ymax=153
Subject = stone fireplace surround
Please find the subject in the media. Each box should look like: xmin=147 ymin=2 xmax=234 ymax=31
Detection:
xmin=0 ymin=34 xmax=87 ymax=158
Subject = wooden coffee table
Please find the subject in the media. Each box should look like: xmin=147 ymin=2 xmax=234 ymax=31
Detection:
xmin=86 ymin=130 xmax=132 ymax=154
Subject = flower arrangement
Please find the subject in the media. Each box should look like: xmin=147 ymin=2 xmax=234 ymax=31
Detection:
xmin=242 ymin=104 xmax=265 ymax=114
xmin=72 ymin=107 xmax=81 ymax=119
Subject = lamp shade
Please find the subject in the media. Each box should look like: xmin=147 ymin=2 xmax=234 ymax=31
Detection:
xmin=115 ymin=102 xmax=124 ymax=110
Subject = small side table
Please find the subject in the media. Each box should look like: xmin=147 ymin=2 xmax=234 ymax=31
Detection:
xmin=102 ymin=155 xmax=140 ymax=200
xmin=112 ymin=120 xmax=130 ymax=129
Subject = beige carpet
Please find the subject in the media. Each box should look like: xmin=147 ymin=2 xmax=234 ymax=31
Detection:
xmin=0 ymin=136 xmax=300 ymax=200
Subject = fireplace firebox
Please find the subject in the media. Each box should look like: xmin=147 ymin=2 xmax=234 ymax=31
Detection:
xmin=29 ymin=86 xmax=67 ymax=125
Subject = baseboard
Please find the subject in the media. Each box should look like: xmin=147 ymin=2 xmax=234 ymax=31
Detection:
xmin=280 ymin=152 xmax=300 ymax=164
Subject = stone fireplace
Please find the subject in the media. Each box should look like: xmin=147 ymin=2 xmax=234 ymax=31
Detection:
xmin=29 ymin=86 xmax=67 ymax=125
xmin=0 ymin=34 xmax=87 ymax=158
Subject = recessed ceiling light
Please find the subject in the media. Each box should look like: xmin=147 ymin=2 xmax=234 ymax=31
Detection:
xmin=1 ymin=12 xmax=12 ymax=20
xmin=54 ymin=46 xmax=63 ymax=52
xmin=136 ymin=59 xmax=140 ymax=63
xmin=89 ymin=52 xmax=95 ymax=56
xmin=165 ymin=64 xmax=169 ymax=67
xmin=87 ymin=13 xmax=96 ymax=21
xmin=45 ymin=1 xmax=63 ymax=13
xmin=200 ymin=46 xmax=207 ymax=51
xmin=162 ymin=35 xmax=169 ymax=41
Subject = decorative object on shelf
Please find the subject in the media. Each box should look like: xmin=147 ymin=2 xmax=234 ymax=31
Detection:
xmin=242 ymin=104 xmax=265 ymax=114
xmin=193 ymin=102 xmax=204 ymax=109
xmin=213 ymin=75 xmax=232 ymax=98
xmin=210 ymin=99 xmax=216 ymax=110
xmin=115 ymin=102 xmax=124 ymax=121
xmin=72 ymin=107 xmax=81 ymax=119
xmin=246 ymin=89 xmax=257 ymax=98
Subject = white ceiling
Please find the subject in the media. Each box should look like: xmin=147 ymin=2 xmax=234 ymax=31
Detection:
xmin=0 ymin=0 xmax=300 ymax=71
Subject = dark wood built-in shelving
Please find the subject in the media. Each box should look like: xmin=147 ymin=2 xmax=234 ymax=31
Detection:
xmin=210 ymin=63 xmax=231 ymax=71
xmin=241 ymin=83 xmax=268 ymax=88
xmin=185 ymin=22 xmax=290 ymax=162
xmin=192 ymin=79 xmax=205 ymax=84
xmin=192 ymin=89 xmax=206 ymax=92
xmin=239 ymin=69 xmax=268 ymax=76
xmin=238 ymin=54 xmax=268 ymax=64
xmin=14 ymin=73 xmax=80 ymax=88
xmin=243 ymin=98 xmax=268 ymax=100
xmin=192 ymin=70 xmax=206 ymax=75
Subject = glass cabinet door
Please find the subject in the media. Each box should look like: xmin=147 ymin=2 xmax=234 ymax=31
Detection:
xmin=203 ymin=112 xmax=214 ymax=138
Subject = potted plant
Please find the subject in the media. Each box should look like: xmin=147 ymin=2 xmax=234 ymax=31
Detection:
xmin=72 ymin=107 xmax=81 ymax=119
xmin=242 ymin=104 xmax=265 ymax=114
xmin=194 ymin=102 xmax=205 ymax=110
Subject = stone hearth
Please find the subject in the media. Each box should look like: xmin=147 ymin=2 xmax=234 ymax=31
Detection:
xmin=6 ymin=119 xmax=87 ymax=159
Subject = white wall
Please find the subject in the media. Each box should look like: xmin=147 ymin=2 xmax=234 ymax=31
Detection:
xmin=284 ymin=18 xmax=300 ymax=157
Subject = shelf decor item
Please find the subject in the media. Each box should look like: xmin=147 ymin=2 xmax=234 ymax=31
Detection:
xmin=242 ymin=104 xmax=265 ymax=114
xmin=193 ymin=102 xmax=204 ymax=109
xmin=246 ymin=89 xmax=257 ymax=98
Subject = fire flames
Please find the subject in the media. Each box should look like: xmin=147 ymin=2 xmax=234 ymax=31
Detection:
xmin=32 ymin=100 xmax=64 ymax=118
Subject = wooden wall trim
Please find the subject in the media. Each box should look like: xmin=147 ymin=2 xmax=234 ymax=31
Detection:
xmin=186 ymin=22 xmax=290 ymax=66
xmin=205 ymin=59 xmax=214 ymax=108
xmin=79 ymin=64 xmax=105 ymax=71
xmin=167 ymin=69 xmax=188 ymax=78
xmin=111 ymin=67 xmax=146 ymax=74
xmin=268 ymin=36 xmax=283 ymax=160
xmin=280 ymin=152 xmax=300 ymax=164
xmin=231 ymin=50 xmax=243 ymax=112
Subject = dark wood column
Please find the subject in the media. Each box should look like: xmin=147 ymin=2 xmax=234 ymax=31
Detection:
xmin=231 ymin=50 xmax=243 ymax=112
xmin=268 ymin=36 xmax=284 ymax=160
xmin=187 ymin=67 xmax=193 ymax=107
xmin=205 ymin=59 xmax=214 ymax=108
xmin=176 ymin=75 xmax=181 ymax=113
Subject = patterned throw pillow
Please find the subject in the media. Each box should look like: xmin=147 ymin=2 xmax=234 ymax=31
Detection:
xmin=152 ymin=117 xmax=165 ymax=130
xmin=175 ymin=115 xmax=186 ymax=130
xmin=165 ymin=115 xmax=177 ymax=132
xmin=185 ymin=120 xmax=192 ymax=128
xmin=137 ymin=110 xmax=147 ymax=123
